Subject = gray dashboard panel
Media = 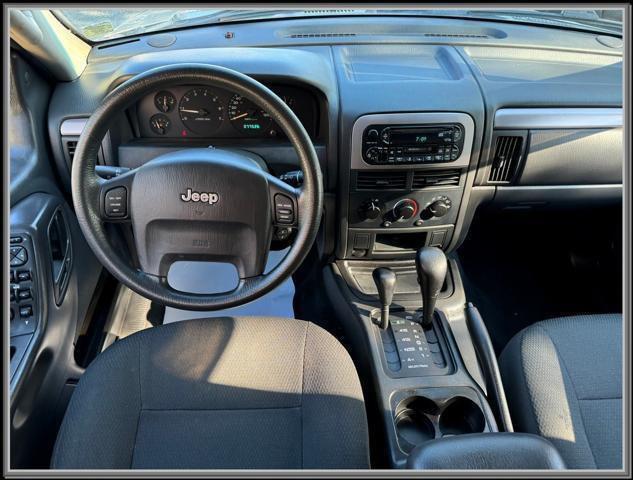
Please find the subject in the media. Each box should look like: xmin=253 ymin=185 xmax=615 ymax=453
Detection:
xmin=520 ymin=128 xmax=623 ymax=185
xmin=494 ymin=108 xmax=623 ymax=129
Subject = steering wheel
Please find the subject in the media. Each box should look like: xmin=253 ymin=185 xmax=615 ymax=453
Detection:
xmin=72 ymin=64 xmax=323 ymax=310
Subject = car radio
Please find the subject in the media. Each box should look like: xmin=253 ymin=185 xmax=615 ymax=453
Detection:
xmin=362 ymin=124 xmax=464 ymax=165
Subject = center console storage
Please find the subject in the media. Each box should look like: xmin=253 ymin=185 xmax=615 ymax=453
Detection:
xmin=406 ymin=433 xmax=566 ymax=470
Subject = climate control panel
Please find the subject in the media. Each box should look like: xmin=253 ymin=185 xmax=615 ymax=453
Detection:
xmin=353 ymin=192 xmax=457 ymax=229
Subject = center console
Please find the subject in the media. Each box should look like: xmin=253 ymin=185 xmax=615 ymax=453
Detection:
xmin=345 ymin=112 xmax=474 ymax=259
xmin=325 ymin=245 xmax=499 ymax=467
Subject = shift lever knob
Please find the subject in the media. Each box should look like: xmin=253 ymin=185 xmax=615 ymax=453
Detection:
xmin=372 ymin=267 xmax=397 ymax=329
xmin=415 ymin=247 xmax=447 ymax=328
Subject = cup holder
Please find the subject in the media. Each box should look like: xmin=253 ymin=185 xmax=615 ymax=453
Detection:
xmin=393 ymin=391 xmax=488 ymax=453
xmin=394 ymin=396 xmax=438 ymax=453
xmin=438 ymin=396 xmax=486 ymax=436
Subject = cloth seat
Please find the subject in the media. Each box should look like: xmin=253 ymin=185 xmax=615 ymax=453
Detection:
xmin=499 ymin=314 xmax=622 ymax=469
xmin=52 ymin=317 xmax=369 ymax=469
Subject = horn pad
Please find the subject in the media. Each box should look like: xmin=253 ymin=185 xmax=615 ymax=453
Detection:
xmin=129 ymin=148 xmax=272 ymax=277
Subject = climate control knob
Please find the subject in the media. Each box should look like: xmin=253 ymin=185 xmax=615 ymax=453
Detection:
xmin=421 ymin=196 xmax=452 ymax=220
xmin=359 ymin=198 xmax=384 ymax=220
xmin=392 ymin=199 xmax=418 ymax=221
xmin=428 ymin=199 xmax=451 ymax=217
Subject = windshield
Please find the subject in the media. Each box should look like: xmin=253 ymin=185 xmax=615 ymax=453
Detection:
xmin=52 ymin=8 xmax=623 ymax=42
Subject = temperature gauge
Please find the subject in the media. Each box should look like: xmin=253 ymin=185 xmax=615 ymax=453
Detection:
xmin=154 ymin=91 xmax=175 ymax=113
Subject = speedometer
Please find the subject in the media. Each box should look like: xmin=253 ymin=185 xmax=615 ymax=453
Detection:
xmin=228 ymin=94 xmax=272 ymax=135
xmin=179 ymin=88 xmax=224 ymax=135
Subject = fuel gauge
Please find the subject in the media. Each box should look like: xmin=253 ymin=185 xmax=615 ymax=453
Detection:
xmin=149 ymin=114 xmax=171 ymax=135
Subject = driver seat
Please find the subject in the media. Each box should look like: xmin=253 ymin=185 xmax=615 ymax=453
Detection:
xmin=51 ymin=317 xmax=369 ymax=469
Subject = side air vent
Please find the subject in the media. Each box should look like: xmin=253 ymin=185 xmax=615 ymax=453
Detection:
xmin=64 ymin=140 xmax=78 ymax=163
xmin=412 ymin=170 xmax=461 ymax=189
xmin=488 ymin=135 xmax=525 ymax=184
xmin=287 ymin=32 xmax=356 ymax=38
xmin=356 ymin=171 xmax=407 ymax=190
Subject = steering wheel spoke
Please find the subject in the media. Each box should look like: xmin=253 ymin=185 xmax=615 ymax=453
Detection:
xmin=98 ymin=170 xmax=136 ymax=223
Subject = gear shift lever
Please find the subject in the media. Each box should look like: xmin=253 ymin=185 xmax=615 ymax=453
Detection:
xmin=415 ymin=247 xmax=448 ymax=328
xmin=372 ymin=267 xmax=396 ymax=330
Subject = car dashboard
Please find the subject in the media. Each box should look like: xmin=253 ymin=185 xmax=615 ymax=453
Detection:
xmin=8 ymin=11 xmax=624 ymax=471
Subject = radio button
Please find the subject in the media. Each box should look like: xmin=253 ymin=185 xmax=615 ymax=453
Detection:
xmin=434 ymin=154 xmax=444 ymax=162
xmin=381 ymin=130 xmax=390 ymax=143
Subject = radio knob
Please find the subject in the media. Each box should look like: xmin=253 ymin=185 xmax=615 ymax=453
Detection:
xmin=367 ymin=129 xmax=379 ymax=141
xmin=427 ymin=199 xmax=451 ymax=218
xmin=365 ymin=147 xmax=380 ymax=162
xmin=359 ymin=198 xmax=384 ymax=220
xmin=393 ymin=199 xmax=418 ymax=221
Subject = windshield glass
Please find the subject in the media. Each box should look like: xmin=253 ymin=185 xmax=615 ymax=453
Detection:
xmin=52 ymin=8 xmax=623 ymax=42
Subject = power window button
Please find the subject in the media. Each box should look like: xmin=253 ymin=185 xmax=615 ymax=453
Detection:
xmin=105 ymin=187 xmax=127 ymax=218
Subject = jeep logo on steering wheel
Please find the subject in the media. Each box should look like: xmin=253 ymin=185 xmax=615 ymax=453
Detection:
xmin=180 ymin=188 xmax=220 ymax=205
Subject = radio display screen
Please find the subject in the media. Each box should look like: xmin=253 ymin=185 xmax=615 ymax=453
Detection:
xmin=390 ymin=128 xmax=444 ymax=146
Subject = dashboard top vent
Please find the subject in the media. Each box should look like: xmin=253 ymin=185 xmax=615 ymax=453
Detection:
xmin=412 ymin=170 xmax=461 ymax=189
xmin=423 ymin=33 xmax=488 ymax=39
xmin=356 ymin=171 xmax=407 ymax=190
xmin=97 ymin=38 xmax=141 ymax=49
xmin=302 ymin=9 xmax=357 ymax=14
xmin=488 ymin=135 xmax=524 ymax=184
xmin=287 ymin=32 xmax=356 ymax=38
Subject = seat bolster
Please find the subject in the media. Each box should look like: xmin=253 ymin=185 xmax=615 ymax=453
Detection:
xmin=301 ymin=322 xmax=370 ymax=468
xmin=51 ymin=334 xmax=143 ymax=469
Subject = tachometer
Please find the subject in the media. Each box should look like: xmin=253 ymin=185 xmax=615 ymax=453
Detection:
xmin=228 ymin=94 xmax=272 ymax=135
xmin=179 ymin=88 xmax=224 ymax=135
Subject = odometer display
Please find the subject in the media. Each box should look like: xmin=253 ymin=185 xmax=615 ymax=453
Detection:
xmin=228 ymin=94 xmax=272 ymax=135
xmin=179 ymin=88 xmax=224 ymax=135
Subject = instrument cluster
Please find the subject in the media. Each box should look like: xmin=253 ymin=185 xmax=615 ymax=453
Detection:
xmin=137 ymin=84 xmax=318 ymax=140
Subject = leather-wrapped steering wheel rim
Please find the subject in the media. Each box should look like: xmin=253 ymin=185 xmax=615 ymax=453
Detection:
xmin=71 ymin=64 xmax=323 ymax=310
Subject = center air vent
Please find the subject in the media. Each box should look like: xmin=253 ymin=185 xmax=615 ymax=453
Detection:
xmin=356 ymin=171 xmax=407 ymax=190
xmin=412 ymin=170 xmax=461 ymax=189
xmin=488 ymin=135 xmax=525 ymax=184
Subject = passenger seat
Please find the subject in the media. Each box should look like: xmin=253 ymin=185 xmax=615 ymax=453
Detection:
xmin=499 ymin=314 xmax=622 ymax=469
